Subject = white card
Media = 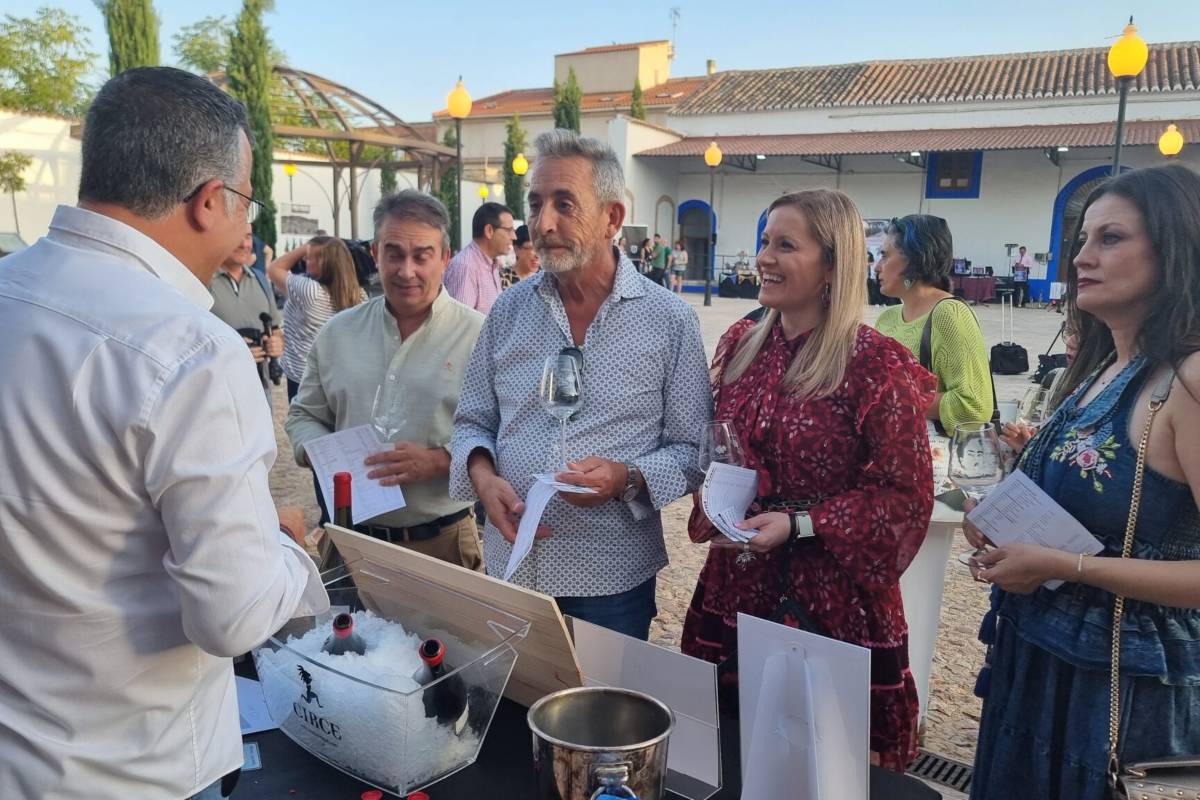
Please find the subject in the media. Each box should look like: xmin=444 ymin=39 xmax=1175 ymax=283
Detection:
xmin=302 ymin=425 xmax=406 ymax=524
xmin=701 ymin=463 xmax=760 ymax=541
xmin=967 ymin=469 xmax=1105 ymax=589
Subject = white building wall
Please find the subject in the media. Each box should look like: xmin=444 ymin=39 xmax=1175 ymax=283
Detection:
xmin=0 ymin=110 xmax=80 ymax=242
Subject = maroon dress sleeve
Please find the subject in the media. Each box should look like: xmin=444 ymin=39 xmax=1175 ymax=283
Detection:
xmin=808 ymin=335 xmax=937 ymax=593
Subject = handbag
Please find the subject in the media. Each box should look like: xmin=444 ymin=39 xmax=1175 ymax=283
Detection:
xmin=762 ymin=498 xmax=827 ymax=637
xmin=1108 ymin=370 xmax=1200 ymax=798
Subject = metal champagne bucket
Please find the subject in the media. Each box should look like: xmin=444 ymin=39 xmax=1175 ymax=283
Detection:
xmin=528 ymin=687 xmax=675 ymax=800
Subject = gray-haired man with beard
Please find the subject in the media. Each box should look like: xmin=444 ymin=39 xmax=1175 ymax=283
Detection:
xmin=449 ymin=129 xmax=711 ymax=640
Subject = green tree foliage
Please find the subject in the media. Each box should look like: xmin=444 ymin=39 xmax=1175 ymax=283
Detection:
xmin=0 ymin=150 xmax=33 ymax=236
xmin=630 ymin=77 xmax=646 ymax=120
xmin=380 ymin=154 xmax=397 ymax=197
xmin=226 ymin=0 xmax=276 ymax=247
xmin=172 ymin=15 xmax=228 ymax=74
xmin=502 ymin=115 xmax=527 ymax=220
xmin=552 ymin=67 xmax=582 ymax=133
xmin=0 ymin=8 xmax=95 ymax=116
xmin=432 ymin=126 xmax=460 ymax=251
xmin=96 ymin=0 xmax=159 ymax=76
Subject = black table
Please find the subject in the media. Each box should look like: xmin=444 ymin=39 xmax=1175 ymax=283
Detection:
xmin=235 ymin=697 xmax=940 ymax=799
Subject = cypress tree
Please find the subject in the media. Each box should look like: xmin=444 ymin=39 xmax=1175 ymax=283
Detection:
xmin=226 ymin=0 xmax=276 ymax=248
xmin=553 ymin=67 xmax=582 ymax=133
xmin=97 ymin=0 xmax=160 ymax=75
xmin=630 ymin=78 xmax=646 ymax=120
xmin=502 ymin=115 xmax=528 ymax=220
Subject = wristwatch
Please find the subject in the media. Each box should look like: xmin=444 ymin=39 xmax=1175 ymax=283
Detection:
xmin=620 ymin=462 xmax=642 ymax=503
xmin=789 ymin=512 xmax=816 ymax=541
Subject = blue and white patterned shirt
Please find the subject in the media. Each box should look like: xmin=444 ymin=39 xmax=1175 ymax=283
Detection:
xmin=449 ymin=249 xmax=711 ymax=596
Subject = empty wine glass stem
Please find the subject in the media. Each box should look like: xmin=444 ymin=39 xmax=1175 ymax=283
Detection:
xmin=559 ymin=418 xmax=569 ymax=472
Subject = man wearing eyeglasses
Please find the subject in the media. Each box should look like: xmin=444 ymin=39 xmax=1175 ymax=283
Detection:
xmin=0 ymin=68 xmax=327 ymax=800
xmin=209 ymin=225 xmax=283 ymax=405
xmin=442 ymin=201 xmax=516 ymax=313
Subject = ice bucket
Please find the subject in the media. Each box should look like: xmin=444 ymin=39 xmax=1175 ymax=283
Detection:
xmin=528 ymin=686 xmax=675 ymax=800
xmin=251 ymin=560 xmax=530 ymax=797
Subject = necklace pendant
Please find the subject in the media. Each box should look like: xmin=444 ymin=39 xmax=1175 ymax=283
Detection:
xmin=736 ymin=550 xmax=756 ymax=568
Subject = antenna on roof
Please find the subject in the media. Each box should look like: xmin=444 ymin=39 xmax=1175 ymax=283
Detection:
xmin=669 ymin=7 xmax=681 ymax=61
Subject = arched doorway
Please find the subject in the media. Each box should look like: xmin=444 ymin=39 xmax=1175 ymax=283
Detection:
xmin=1042 ymin=166 xmax=1120 ymax=298
xmin=678 ymin=199 xmax=715 ymax=281
xmin=756 ymin=209 xmax=768 ymax=253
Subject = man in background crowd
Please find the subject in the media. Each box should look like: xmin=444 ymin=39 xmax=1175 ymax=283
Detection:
xmin=442 ymin=201 xmax=516 ymax=313
xmin=1012 ymin=244 xmax=1033 ymax=307
xmin=209 ymin=226 xmax=283 ymax=406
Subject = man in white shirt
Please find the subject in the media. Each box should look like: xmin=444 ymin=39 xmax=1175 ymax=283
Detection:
xmin=0 ymin=67 xmax=327 ymax=800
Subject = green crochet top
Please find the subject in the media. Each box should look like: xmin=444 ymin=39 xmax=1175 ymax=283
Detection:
xmin=875 ymin=301 xmax=993 ymax=433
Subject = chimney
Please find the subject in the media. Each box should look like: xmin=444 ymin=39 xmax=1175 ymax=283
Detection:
xmin=706 ymin=59 xmax=717 ymax=76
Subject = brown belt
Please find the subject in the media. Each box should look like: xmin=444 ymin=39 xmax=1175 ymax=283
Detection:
xmin=355 ymin=507 xmax=472 ymax=543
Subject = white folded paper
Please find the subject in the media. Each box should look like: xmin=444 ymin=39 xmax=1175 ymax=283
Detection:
xmin=303 ymin=425 xmax=407 ymax=524
xmin=966 ymin=469 xmax=1104 ymax=589
xmin=503 ymin=474 xmax=598 ymax=581
xmin=700 ymin=462 xmax=760 ymax=542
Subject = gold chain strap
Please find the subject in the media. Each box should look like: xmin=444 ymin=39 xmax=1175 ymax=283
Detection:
xmin=1106 ymin=390 xmax=1167 ymax=788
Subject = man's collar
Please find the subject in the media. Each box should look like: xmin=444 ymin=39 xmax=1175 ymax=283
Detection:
xmin=47 ymin=205 xmax=212 ymax=310
xmin=383 ymin=286 xmax=451 ymax=333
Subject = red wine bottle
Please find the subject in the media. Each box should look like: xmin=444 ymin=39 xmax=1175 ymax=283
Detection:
xmin=321 ymin=613 xmax=366 ymax=656
xmin=333 ymin=472 xmax=352 ymax=528
xmin=419 ymin=638 xmax=469 ymax=735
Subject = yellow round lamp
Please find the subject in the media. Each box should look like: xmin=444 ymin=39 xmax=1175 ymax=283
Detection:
xmin=447 ymin=77 xmax=473 ymax=119
xmin=478 ymin=184 xmax=489 ymax=199
xmin=512 ymin=152 xmax=529 ymax=176
xmin=1159 ymin=124 xmax=1185 ymax=157
xmin=1108 ymin=18 xmax=1149 ymax=78
xmin=703 ymin=141 xmax=723 ymax=168
xmin=283 ymin=162 xmax=297 ymax=177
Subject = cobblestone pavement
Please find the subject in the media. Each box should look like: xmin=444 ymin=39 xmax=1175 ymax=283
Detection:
xmin=267 ymin=292 xmax=1069 ymax=776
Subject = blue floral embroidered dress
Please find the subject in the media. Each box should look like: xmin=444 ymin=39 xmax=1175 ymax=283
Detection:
xmin=972 ymin=356 xmax=1200 ymax=800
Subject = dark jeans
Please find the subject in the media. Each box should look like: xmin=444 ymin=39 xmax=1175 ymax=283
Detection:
xmin=286 ymin=378 xmax=301 ymax=402
xmin=556 ymin=575 xmax=658 ymax=641
xmin=1013 ymin=282 xmax=1029 ymax=307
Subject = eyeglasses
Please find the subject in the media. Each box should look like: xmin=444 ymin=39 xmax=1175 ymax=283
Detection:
xmin=182 ymin=182 xmax=265 ymax=224
xmin=493 ymin=225 xmax=515 ymax=234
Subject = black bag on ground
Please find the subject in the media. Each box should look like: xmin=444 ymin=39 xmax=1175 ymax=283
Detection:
xmin=1030 ymin=321 xmax=1069 ymax=384
xmin=990 ymin=294 xmax=1028 ymax=375
xmin=718 ymin=276 xmax=740 ymax=298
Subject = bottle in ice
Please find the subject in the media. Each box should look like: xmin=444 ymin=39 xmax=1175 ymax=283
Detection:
xmin=321 ymin=612 xmax=367 ymax=656
xmin=418 ymin=638 xmax=469 ymax=735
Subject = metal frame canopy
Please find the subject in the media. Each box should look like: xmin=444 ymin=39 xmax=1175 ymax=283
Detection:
xmin=212 ymin=66 xmax=454 ymax=239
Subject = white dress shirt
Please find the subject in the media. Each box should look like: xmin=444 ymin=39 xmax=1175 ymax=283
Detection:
xmin=0 ymin=206 xmax=328 ymax=800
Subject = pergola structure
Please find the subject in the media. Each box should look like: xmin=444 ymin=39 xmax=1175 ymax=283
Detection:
xmin=212 ymin=66 xmax=454 ymax=239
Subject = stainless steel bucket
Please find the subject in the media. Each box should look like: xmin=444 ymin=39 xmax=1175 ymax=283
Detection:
xmin=528 ymin=686 xmax=675 ymax=800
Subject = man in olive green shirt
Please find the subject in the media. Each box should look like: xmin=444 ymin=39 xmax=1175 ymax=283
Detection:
xmin=285 ymin=191 xmax=485 ymax=569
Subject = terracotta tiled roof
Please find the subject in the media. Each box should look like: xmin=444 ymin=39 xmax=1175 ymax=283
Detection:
xmin=634 ymin=119 xmax=1200 ymax=158
xmin=672 ymin=42 xmax=1200 ymax=115
xmin=433 ymin=75 xmax=710 ymax=119
xmin=557 ymin=40 xmax=669 ymax=56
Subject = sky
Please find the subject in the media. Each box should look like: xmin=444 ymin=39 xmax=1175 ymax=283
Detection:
xmin=13 ymin=0 xmax=1200 ymax=122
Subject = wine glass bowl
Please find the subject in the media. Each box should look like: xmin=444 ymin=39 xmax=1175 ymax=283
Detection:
xmin=1017 ymin=386 xmax=1054 ymax=429
xmin=539 ymin=352 xmax=583 ymax=472
xmin=371 ymin=384 xmax=406 ymax=443
xmin=948 ymin=421 xmax=1006 ymax=503
xmin=699 ymin=421 xmax=746 ymax=471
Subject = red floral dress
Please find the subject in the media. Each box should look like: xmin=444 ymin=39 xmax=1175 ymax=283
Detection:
xmin=681 ymin=319 xmax=936 ymax=771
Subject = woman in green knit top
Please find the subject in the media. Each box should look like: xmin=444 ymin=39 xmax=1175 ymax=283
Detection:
xmin=874 ymin=215 xmax=993 ymax=433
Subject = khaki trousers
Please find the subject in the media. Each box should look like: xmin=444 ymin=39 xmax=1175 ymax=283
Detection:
xmin=390 ymin=515 xmax=484 ymax=572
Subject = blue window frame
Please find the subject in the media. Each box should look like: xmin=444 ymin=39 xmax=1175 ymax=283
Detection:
xmin=925 ymin=151 xmax=983 ymax=199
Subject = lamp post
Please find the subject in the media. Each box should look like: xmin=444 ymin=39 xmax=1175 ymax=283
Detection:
xmin=1107 ymin=17 xmax=1148 ymax=175
xmin=1159 ymin=124 xmax=1185 ymax=158
xmin=446 ymin=77 xmax=473 ymax=251
xmin=703 ymin=141 xmax=723 ymax=307
xmin=512 ymin=152 xmax=528 ymax=213
xmin=283 ymin=162 xmax=296 ymax=207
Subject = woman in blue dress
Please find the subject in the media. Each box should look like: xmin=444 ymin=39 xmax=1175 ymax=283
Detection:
xmin=965 ymin=164 xmax=1200 ymax=799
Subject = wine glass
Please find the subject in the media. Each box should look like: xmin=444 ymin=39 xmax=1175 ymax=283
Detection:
xmin=1017 ymin=386 xmax=1053 ymax=429
xmin=949 ymin=421 xmax=1007 ymax=567
xmin=371 ymin=384 xmax=407 ymax=443
xmin=539 ymin=352 xmax=583 ymax=472
xmin=699 ymin=421 xmax=746 ymax=471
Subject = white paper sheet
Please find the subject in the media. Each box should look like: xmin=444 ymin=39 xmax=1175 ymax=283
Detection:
xmin=737 ymin=614 xmax=869 ymax=800
xmin=236 ymin=676 xmax=277 ymax=735
xmin=303 ymin=425 xmax=407 ymax=525
xmin=966 ymin=468 xmax=1104 ymax=589
xmin=532 ymin=473 xmax=599 ymax=494
xmin=700 ymin=463 xmax=760 ymax=542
